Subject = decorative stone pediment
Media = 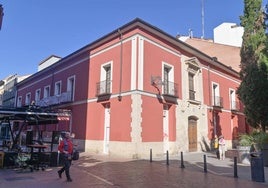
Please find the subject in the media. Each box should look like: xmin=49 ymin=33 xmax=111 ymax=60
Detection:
xmin=185 ymin=57 xmax=201 ymax=74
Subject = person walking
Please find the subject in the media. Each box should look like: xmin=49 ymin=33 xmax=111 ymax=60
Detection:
xmin=214 ymin=135 xmax=219 ymax=159
xmin=58 ymin=132 xmax=74 ymax=182
xmin=218 ymin=135 xmax=226 ymax=160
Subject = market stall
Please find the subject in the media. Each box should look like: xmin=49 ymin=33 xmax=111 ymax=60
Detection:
xmin=0 ymin=105 xmax=71 ymax=169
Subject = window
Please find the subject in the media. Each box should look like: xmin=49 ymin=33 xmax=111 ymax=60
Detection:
xmin=25 ymin=92 xmax=31 ymax=105
xmin=162 ymin=63 xmax=176 ymax=96
xmin=212 ymin=83 xmax=222 ymax=107
xmin=230 ymin=89 xmax=236 ymax=110
xmin=188 ymin=73 xmax=195 ymax=100
xmin=44 ymin=85 xmax=50 ymax=98
xmin=67 ymin=76 xmax=75 ymax=101
xmin=105 ymin=65 xmax=111 ymax=92
xmin=97 ymin=62 xmax=112 ymax=96
xmin=35 ymin=89 xmax=41 ymax=102
xmin=185 ymin=57 xmax=201 ymax=102
xmin=17 ymin=96 xmax=22 ymax=107
xmin=163 ymin=66 xmax=171 ymax=94
xmin=0 ymin=123 xmax=11 ymax=140
xmin=54 ymin=81 xmax=61 ymax=96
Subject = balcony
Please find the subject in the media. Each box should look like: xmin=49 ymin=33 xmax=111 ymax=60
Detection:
xmin=187 ymin=89 xmax=201 ymax=105
xmin=162 ymin=81 xmax=178 ymax=104
xmin=231 ymin=100 xmax=240 ymax=112
xmin=163 ymin=81 xmax=178 ymax=97
xmin=2 ymin=89 xmax=16 ymax=101
xmin=212 ymin=96 xmax=223 ymax=108
xmin=96 ymin=80 xmax=111 ymax=97
xmin=36 ymin=91 xmax=73 ymax=107
xmin=189 ymin=89 xmax=195 ymax=101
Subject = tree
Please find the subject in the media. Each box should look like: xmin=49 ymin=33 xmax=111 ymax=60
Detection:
xmin=237 ymin=0 xmax=268 ymax=132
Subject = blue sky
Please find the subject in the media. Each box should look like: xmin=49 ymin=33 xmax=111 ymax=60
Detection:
xmin=0 ymin=0 xmax=245 ymax=79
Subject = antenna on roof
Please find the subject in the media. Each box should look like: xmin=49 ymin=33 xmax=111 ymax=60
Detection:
xmin=188 ymin=29 xmax=193 ymax=38
xmin=201 ymin=0 xmax=205 ymax=39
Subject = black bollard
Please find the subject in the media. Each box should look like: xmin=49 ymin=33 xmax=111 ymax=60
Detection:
xmin=150 ymin=149 xmax=152 ymax=163
xmin=180 ymin=151 xmax=185 ymax=168
xmin=203 ymin=154 xmax=207 ymax=173
xmin=166 ymin=150 xmax=169 ymax=166
xmin=234 ymin=157 xmax=238 ymax=178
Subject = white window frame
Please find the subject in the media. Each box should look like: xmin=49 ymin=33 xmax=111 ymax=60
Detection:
xmin=185 ymin=58 xmax=201 ymax=102
xmin=162 ymin=62 xmax=174 ymax=95
xmin=100 ymin=61 xmax=113 ymax=94
xmin=101 ymin=62 xmax=113 ymax=81
xmin=54 ymin=81 xmax=62 ymax=96
xmin=67 ymin=75 xmax=75 ymax=101
xmin=17 ymin=96 xmax=22 ymax=107
xmin=212 ymin=82 xmax=220 ymax=106
xmin=35 ymin=89 xmax=41 ymax=102
xmin=25 ymin=92 xmax=31 ymax=105
xmin=44 ymin=85 xmax=50 ymax=98
xmin=162 ymin=62 xmax=174 ymax=82
xmin=229 ymin=89 xmax=236 ymax=109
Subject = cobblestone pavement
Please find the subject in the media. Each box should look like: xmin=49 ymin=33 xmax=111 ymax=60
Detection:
xmin=0 ymin=152 xmax=267 ymax=188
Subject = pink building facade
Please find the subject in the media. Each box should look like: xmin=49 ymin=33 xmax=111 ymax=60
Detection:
xmin=16 ymin=19 xmax=247 ymax=158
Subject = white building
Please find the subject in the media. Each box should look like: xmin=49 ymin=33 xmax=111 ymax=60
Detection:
xmin=0 ymin=74 xmax=30 ymax=107
xmin=213 ymin=22 xmax=244 ymax=47
xmin=38 ymin=55 xmax=61 ymax=71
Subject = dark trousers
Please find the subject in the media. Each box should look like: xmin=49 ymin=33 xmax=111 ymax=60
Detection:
xmin=214 ymin=148 xmax=220 ymax=159
xmin=59 ymin=155 xmax=72 ymax=180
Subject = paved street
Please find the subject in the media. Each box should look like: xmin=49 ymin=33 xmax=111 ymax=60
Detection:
xmin=0 ymin=152 xmax=267 ymax=188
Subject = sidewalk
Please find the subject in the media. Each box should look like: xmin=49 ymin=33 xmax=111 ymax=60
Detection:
xmin=0 ymin=151 xmax=267 ymax=188
xmin=171 ymin=151 xmax=268 ymax=184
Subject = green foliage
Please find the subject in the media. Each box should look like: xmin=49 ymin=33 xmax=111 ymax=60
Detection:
xmin=238 ymin=133 xmax=254 ymax=146
xmin=237 ymin=0 xmax=268 ymax=132
xmin=239 ymin=131 xmax=268 ymax=148
xmin=252 ymin=131 xmax=268 ymax=145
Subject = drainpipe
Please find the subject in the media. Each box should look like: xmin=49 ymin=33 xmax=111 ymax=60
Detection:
xmin=118 ymin=29 xmax=123 ymax=101
xmin=208 ymin=64 xmax=216 ymax=136
xmin=208 ymin=65 xmax=215 ymax=135
xmin=208 ymin=65 xmax=211 ymax=107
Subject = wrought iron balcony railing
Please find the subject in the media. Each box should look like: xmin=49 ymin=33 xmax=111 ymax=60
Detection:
xmin=163 ymin=81 xmax=178 ymax=97
xmin=2 ymin=89 xmax=16 ymax=100
xmin=36 ymin=91 xmax=73 ymax=107
xmin=212 ymin=96 xmax=223 ymax=107
xmin=189 ymin=89 xmax=196 ymax=100
xmin=96 ymin=80 xmax=111 ymax=96
xmin=230 ymin=100 xmax=240 ymax=111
